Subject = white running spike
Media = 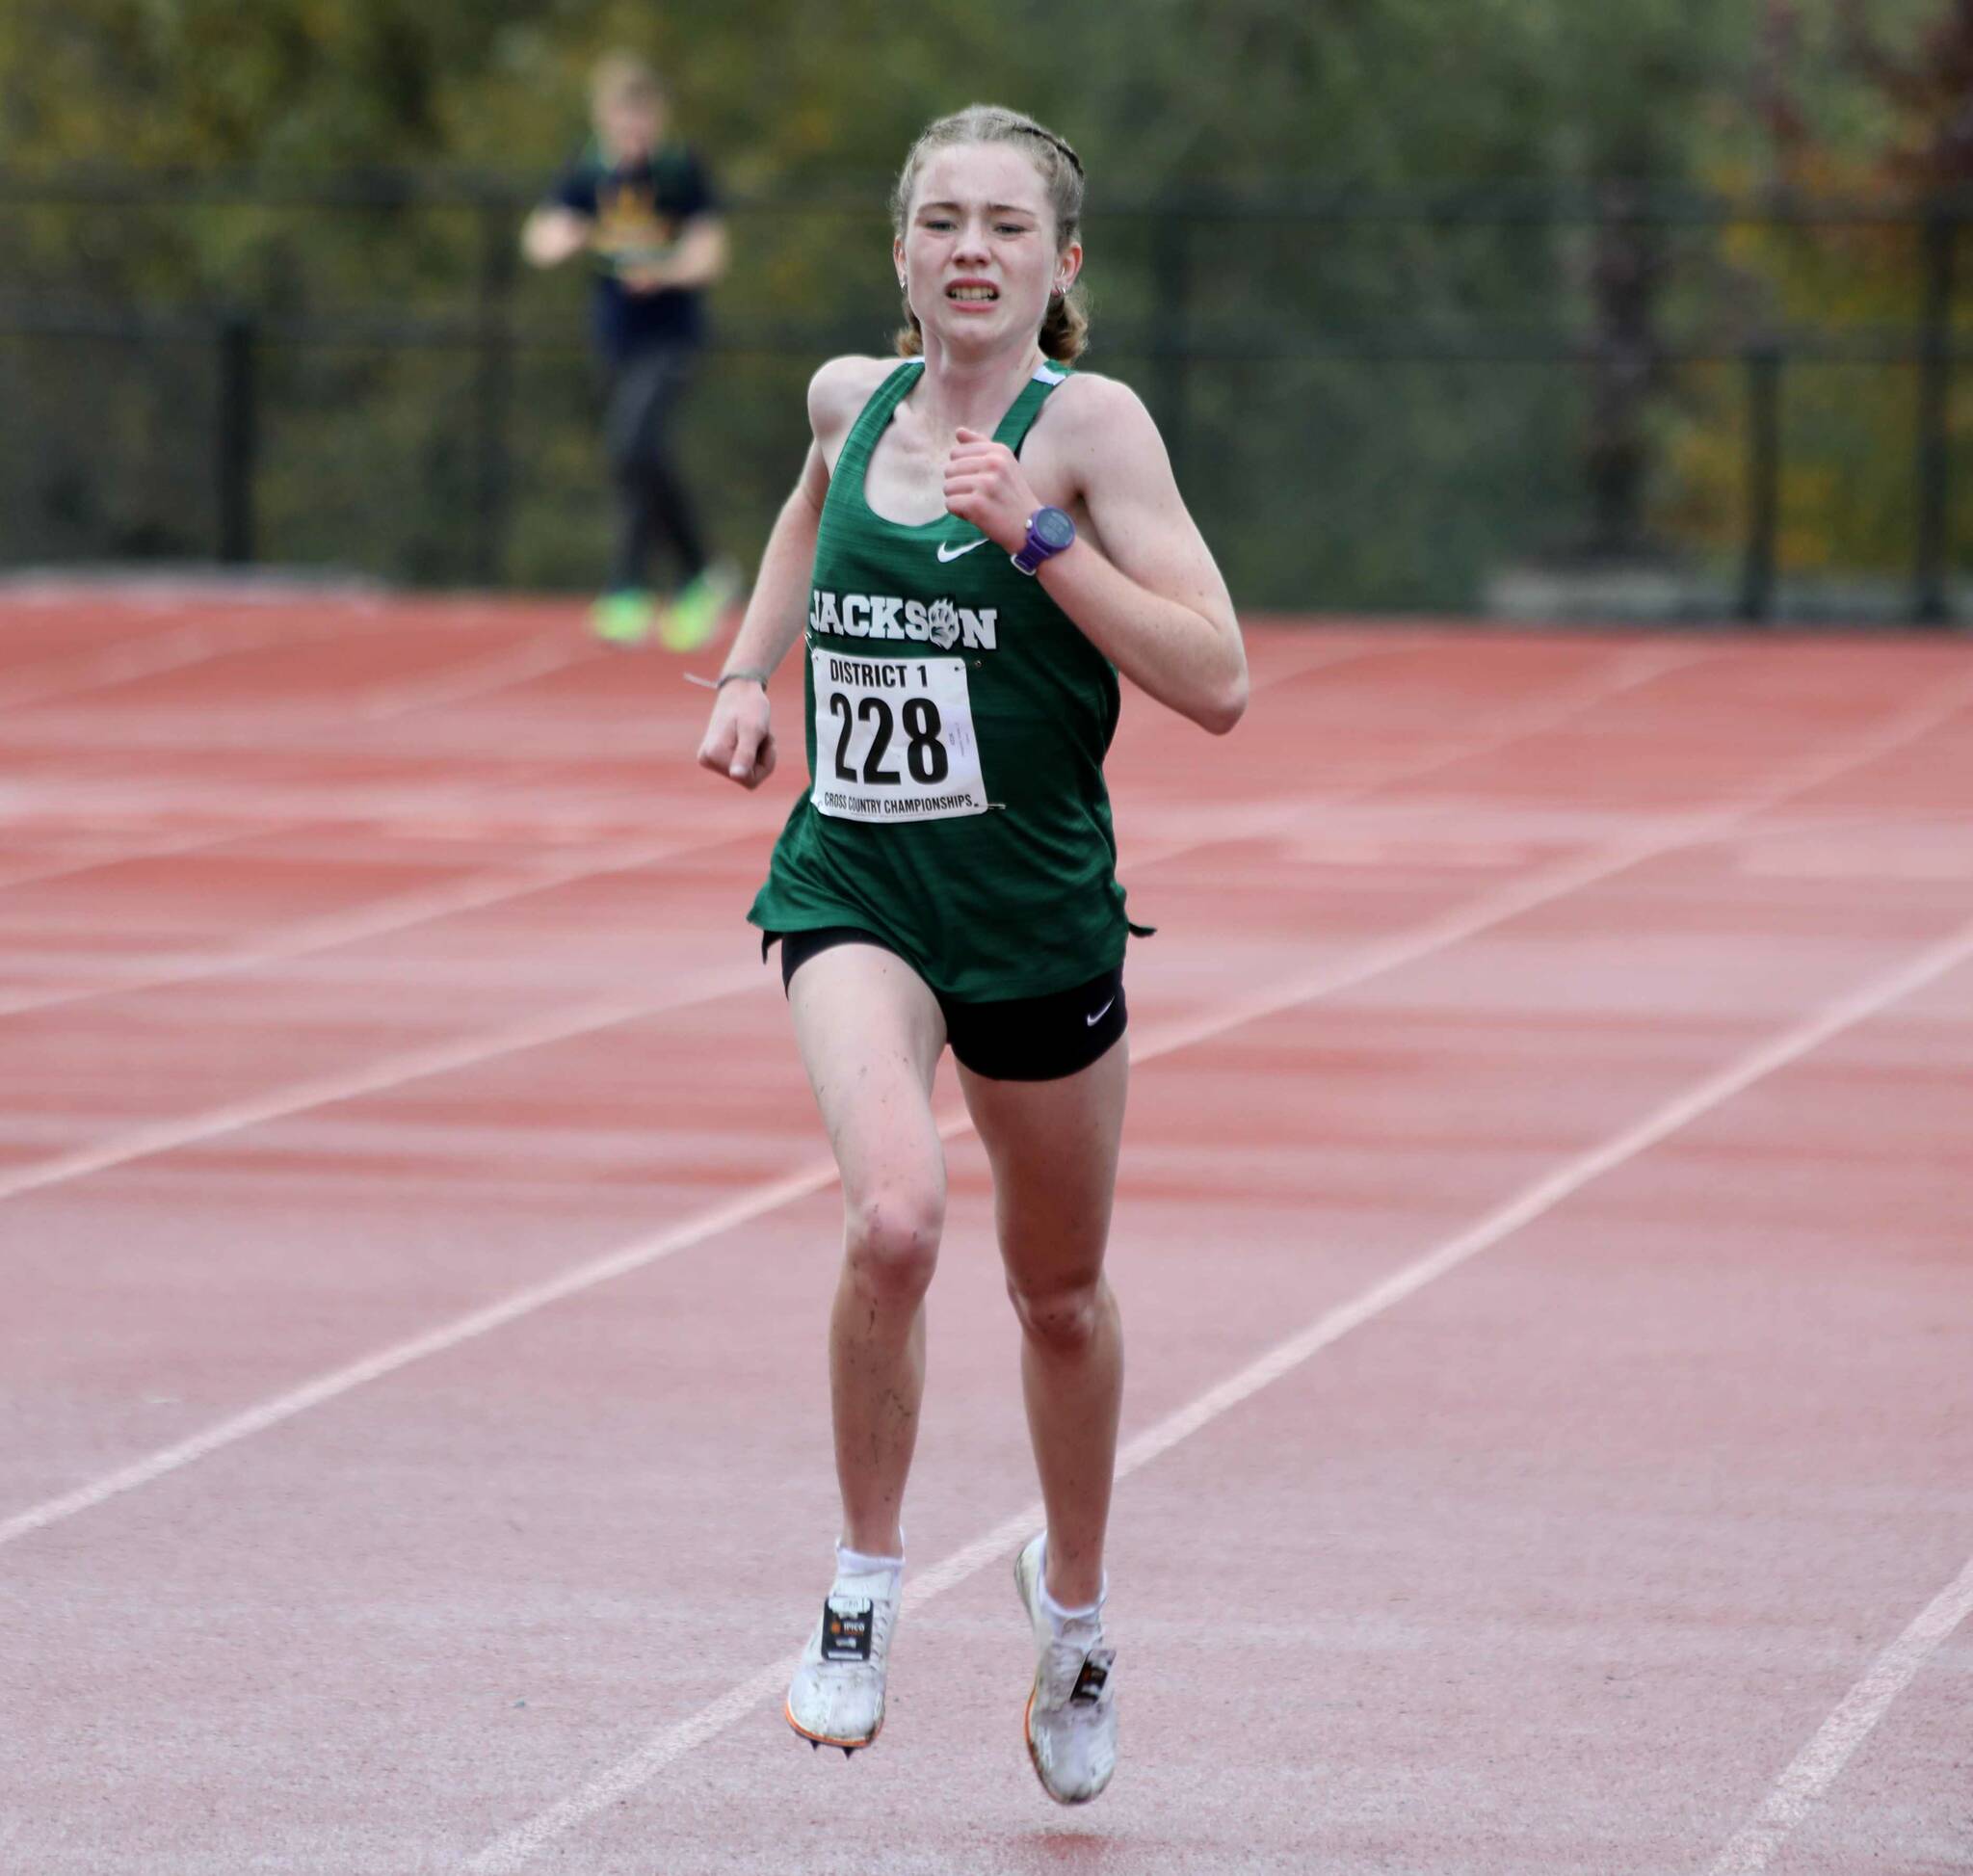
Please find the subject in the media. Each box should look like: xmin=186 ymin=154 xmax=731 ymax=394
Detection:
xmin=785 ymin=1562 xmax=901 ymax=1753
xmin=1013 ymin=1534 xmax=1118 ymax=1805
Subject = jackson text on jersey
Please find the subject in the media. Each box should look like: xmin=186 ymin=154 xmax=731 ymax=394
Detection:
xmin=807 ymin=590 xmax=998 ymax=652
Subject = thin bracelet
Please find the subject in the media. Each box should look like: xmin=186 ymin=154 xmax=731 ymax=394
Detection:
xmin=685 ymin=667 xmax=773 ymax=691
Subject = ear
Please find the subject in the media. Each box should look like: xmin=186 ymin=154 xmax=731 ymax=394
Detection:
xmin=893 ymin=236 xmax=908 ymax=291
xmin=1053 ymin=238 xmax=1084 ymax=296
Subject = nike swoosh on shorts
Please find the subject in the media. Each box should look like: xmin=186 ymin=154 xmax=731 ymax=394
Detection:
xmin=1085 ymin=996 xmax=1117 ymax=1027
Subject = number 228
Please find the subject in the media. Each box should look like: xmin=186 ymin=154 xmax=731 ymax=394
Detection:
xmin=828 ymin=693 xmax=950 ymax=787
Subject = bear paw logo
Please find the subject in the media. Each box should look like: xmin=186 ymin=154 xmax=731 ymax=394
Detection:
xmin=926 ymin=598 xmax=960 ymax=650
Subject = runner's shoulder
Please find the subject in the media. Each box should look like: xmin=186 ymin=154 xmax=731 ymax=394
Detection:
xmin=1029 ymin=370 xmax=1163 ymax=484
xmin=808 ymin=355 xmax=908 ymax=446
xmin=1037 ymin=369 xmax=1154 ymax=440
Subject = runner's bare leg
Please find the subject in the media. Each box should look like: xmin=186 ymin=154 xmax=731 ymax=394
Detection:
xmin=789 ymin=941 xmax=949 ymax=1557
xmin=960 ymin=1040 xmax=1129 ymax=1607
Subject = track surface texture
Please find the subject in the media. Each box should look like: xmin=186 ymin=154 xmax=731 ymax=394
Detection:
xmin=1 ymin=583 xmax=1968 ymax=1875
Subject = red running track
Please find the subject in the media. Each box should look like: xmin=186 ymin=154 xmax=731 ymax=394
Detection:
xmin=1 ymin=581 xmax=1969 ymax=1875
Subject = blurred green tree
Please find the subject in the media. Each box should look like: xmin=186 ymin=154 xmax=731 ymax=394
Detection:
xmin=0 ymin=0 xmax=1950 ymax=600
xmin=1664 ymin=0 xmax=1967 ymax=586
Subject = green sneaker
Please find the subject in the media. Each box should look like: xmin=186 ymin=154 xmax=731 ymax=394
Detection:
xmin=658 ymin=561 xmax=741 ymax=652
xmin=591 ymin=591 xmax=659 ymax=647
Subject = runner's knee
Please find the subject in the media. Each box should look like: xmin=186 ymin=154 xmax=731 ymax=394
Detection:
xmin=844 ymin=1184 xmax=944 ymax=1299
xmin=1007 ymin=1273 xmax=1106 ymax=1354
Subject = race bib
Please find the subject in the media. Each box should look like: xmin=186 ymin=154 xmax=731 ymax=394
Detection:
xmin=809 ymin=649 xmax=987 ymax=823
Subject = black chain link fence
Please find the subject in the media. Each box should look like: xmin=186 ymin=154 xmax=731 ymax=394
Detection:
xmin=1 ymin=173 xmax=1966 ymax=621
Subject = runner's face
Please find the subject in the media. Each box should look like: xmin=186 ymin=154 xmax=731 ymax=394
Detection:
xmin=897 ymin=142 xmax=1078 ymax=353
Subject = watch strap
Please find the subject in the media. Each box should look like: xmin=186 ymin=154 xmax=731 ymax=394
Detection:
xmin=1012 ymin=508 xmax=1074 ymax=575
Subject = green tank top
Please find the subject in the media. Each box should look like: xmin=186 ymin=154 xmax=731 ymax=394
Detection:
xmin=747 ymin=358 xmax=1138 ymax=1001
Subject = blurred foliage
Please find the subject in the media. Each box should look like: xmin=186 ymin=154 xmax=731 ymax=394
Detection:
xmin=1669 ymin=0 xmax=1973 ymax=577
xmin=0 ymin=0 xmax=1958 ymax=606
xmin=0 ymin=0 xmax=1782 ymax=185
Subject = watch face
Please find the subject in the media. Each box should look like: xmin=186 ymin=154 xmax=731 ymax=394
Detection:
xmin=1033 ymin=507 xmax=1076 ymax=551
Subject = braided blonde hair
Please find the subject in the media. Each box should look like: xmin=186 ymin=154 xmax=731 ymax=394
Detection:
xmin=890 ymin=104 xmax=1089 ymax=364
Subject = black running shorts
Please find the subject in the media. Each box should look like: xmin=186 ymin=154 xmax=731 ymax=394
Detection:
xmin=766 ymin=927 xmax=1126 ymax=1082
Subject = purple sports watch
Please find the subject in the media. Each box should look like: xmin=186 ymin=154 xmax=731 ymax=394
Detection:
xmin=1011 ymin=505 xmax=1076 ymax=575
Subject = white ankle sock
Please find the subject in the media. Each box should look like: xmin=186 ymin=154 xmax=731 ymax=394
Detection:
xmin=836 ymin=1540 xmax=904 ymax=1580
xmin=1036 ymin=1535 xmax=1105 ymax=1627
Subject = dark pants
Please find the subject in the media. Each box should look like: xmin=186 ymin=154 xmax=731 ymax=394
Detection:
xmin=602 ymin=343 xmax=708 ymax=594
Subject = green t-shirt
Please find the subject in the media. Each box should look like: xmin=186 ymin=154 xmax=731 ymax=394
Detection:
xmin=748 ymin=359 xmax=1140 ymax=1001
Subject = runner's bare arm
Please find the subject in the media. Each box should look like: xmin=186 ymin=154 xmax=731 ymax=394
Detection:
xmin=696 ymin=359 xmax=891 ymax=787
xmin=944 ymin=377 xmax=1247 ymax=734
xmin=695 ymin=444 xmax=826 ymax=787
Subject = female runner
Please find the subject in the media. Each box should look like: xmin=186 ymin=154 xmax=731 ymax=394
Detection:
xmin=695 ymin=103 xmax=1246 ymax=1805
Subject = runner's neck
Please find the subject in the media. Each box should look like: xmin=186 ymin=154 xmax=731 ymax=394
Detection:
xmin=908 ymin=340 xmax=1048 ymax=439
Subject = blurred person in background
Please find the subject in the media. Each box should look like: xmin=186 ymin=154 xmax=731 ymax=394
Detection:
xmin=522 ymin=52 xmax=737 ymax=649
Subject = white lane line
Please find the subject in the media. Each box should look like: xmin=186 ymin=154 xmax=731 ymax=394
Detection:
xmin=1 ymin=662 xmax=1964 ymax=1537
xmin=0 ymin=827 xmax=257 ymax=897
xmin=1217 ymin=638 xmax=1389 ymax=688
xmin=0 ymin=828 xmax=752 ymax=1022
xmin=0 ymin=638 xmax=1651 ymax=1017
xmin=0 ymin=644 xmax=1372 ymax=1022
xmin=0 ymin=775 xmax=717 ymax=837
xmin=1131 ymin=669 xmax=1973 ymax=1062
xmin=1155 ymin=636 xmax=1397 ymax=711
xmin=464 ymin=908 xmax=1973 ymax=1875
xmin=0 ymin=612 xmax=1354 ymax=727
xmin=0 ymin=965 xmax=760 ymax=1205
xmin=358 ymin=634 xmax=602 ymax=721
xmin=1704 ymin=1550 xmax=1973 ymax=1876
xmin=0 ymin=608 xmax=472 ymax=712
xmin=0 ymin=1153 xmax=842 ymax=1551
xmin=0 ymin=621 xmax=239 ymax=710
xmin=1123 ymin=642 xmax=1711 ymax=873
xmin=0 ymin=660 xmax=1724 ymax=1177
xmin=0 ymin=641 xmax=1369 ymax=998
